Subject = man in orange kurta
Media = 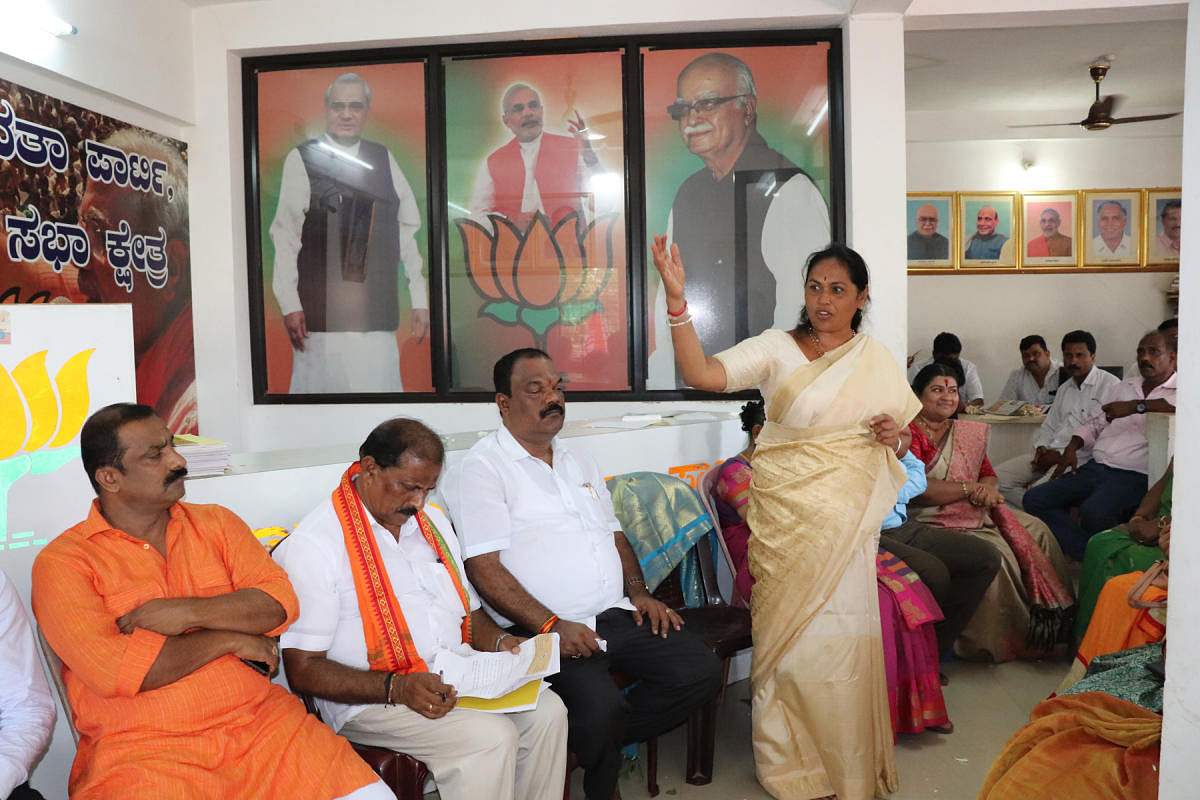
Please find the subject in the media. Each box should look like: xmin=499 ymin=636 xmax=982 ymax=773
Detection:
xmin=31 ymin=403 xmax=391 ymax=799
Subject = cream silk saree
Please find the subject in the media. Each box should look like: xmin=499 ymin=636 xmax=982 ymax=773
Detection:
xmin=743 ymin=334 xmax=921 ymax=800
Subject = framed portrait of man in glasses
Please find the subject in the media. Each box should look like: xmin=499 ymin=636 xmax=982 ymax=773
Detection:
xmin=641 ymin=39 xmax=841 ymax=390
xmin=906 ymin=192 xmax=956 ymax=271
xmin=245 ymin=59 xmax=432 ymax=401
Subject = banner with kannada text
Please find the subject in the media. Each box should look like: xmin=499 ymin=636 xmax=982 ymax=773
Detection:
xmin=0 ymin=77 xmax=195 ymax=432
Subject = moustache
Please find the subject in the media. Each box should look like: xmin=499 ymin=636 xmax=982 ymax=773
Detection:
xmin=165 ymin=467 xmax=188 ymax=486
xmin=1066 ymin=363 xmax=1082 ymax=372
xmin=683 ymin=123 xmax=713 ymax=136
xmin=1138 ymin=360 xmax=1154 ymax=370
xmin=398 ymin=507 xmax=420 ymax=518
xmin=540 ymin=403 xmax=565 ymax=419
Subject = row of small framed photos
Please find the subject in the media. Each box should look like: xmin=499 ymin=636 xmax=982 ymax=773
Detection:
xmin=906 ymin=188 xmax=1181 ymax=272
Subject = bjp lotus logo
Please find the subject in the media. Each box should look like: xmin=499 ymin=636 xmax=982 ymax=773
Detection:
xmin=457 ymin=211 xmax=619 ymax=350
xmin=0 ymin=349 xmax=93 ymax=549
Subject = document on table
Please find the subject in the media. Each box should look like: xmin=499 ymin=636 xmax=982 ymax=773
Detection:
xmin=431 ymin=633 xmax=560 ymax=705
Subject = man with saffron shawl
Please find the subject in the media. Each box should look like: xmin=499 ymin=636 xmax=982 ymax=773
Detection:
xmin=31 ymin=403 xmax=391 ymax=800
xmin=274 ymin=418 xmax=567 ymax=800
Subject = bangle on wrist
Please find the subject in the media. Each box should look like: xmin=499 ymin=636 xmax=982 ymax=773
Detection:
xmin=537 ymin=614 xmax=559 ymax=635
xmin=384 ymin=671 xmax=397 ymax=706
xmin=666 ymin=312 xmax=693 ymax=328
xmin=667 ymin=299 xmax=688 ymax=317
xmin=494 ymin=632 xmax=513 ymax=651
xmin=893 ymin=439 xmax=903 ymax=456
xmin=625 ymin=576 xmax=647 ymax=588
xmin=961 ymin=481 xmax=970 ymax=498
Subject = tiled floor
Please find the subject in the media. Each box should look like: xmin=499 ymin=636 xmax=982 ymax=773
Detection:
xmin=563 ymin=657 xmax=1066 ymax=800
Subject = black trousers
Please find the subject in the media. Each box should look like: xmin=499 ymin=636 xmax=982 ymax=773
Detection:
xmin=517 ymin=608 xmax=721 ymax=800
xmin=882 ymin=519 xmax=1003 ymax=654
xmin=8 ymin=784 xmax=44 ymax=800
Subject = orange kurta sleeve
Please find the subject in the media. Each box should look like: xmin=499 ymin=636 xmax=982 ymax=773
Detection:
xmin=32 ymin=514 xmax=168 ymax=699
xmin=199 ymin=504 xmax=299 ymax=636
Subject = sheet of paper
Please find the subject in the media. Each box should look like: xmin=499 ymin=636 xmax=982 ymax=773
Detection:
xmin=432 ymin=633 xmax=560 ymax=700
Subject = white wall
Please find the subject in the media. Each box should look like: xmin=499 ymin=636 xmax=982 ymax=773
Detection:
xmin=906 ymin=135 xmax=1180 ymax=399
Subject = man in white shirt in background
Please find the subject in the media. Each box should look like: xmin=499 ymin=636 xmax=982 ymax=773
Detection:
xmin=995 ymin=330 xmax=1120 ymax=508
xmin=270 ymin=72 xmax=428 ymax=393
xmin=274 ymin=418 xmax=567 ymax=800
xmin=907 ymin=331 xmax=984 ymax=407
xmin=999 ymin=334 xmax=1062 ymax=406
xmin=1090 ymin=200 xmax=1133 ymax=258
xmin=442 ymin=348 xmax=721 ymax=800
xmin=0 ymin=570 xmax=54 ymax=800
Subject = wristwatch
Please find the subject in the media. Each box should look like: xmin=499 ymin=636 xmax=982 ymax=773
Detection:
xmin=1135 ymin=401 xmax=1147 ymax=414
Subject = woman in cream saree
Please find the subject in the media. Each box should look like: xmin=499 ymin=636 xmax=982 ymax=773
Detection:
xmin=650 ymin=239 xmax=921 ymax=800
xmin=723 ymin=331 xmax=921 ymax=799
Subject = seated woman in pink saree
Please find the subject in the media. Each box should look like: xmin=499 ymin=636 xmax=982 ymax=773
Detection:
xmin=652 ymin=239 xmax=919 ymax=800
xmin=716 ymin=400 xmax=951 ymax=736
xmin=907 ymin=363 xmax=1074 ymax=662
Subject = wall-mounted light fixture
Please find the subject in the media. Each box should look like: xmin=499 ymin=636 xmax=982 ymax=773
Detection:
xmin=2 ymin=3 xmax=77 ymax=37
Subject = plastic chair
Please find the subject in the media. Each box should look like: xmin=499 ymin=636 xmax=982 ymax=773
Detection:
xmin=607 ymin=472 xmax=753 ymax=787
xmin=297 ymin=692 xmax=431 ymax=800
xmin=35 ymin=625 xmax=79 ymax=745
xmin=698 ymin=463 xmax=748 ymax=609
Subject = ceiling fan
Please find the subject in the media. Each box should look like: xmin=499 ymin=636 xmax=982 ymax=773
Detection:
xmin=1010 ymin=63 xmax=1180 ymax=131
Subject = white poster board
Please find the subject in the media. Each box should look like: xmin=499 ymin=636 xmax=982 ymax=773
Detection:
xmin=0 ymin=304 xmax=135 ymax=800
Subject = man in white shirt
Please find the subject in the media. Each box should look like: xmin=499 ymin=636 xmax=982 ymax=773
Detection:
xmin=0 ymin=570 xmax=54 ymax=800
xmin=442 ymin=348 xmax=721 ymax=800
xmin=269 ymin=72 xmax=428 ymax=393
xmin=1090 ymin=200 xmax=1133 ymax=259
xmin=274 ymin=418 xmax=567 ymax=800
xmin=469 ymin=83 xmax=602 ymax=228
xmin=995 ymin=330 xmax=1120 ymax=508
xmin=1024 ymin=331 xmax=1177 ymax=560
xmin=999 ymin=334 xmax=1062 ymax=406
xmin=907 ymin=331 xmax=984 ymax=407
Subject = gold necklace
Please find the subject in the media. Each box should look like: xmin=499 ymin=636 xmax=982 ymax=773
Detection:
xmin=807 ymin=325 xmax=825 ymax=357
xmin=915 ymin=414 xmax=948 ymax=440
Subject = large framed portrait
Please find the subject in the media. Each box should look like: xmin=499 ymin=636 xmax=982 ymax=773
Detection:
xmin=958 ymin=193 xmax=1017 ymax=269
xmin=1083 ymin=190 xmax=1141 ymax=267
xmin=906 ymin=192 xmax=956 ymax=270
xmin=1021 ymin=191 xmax=1080 ymax=269
xmin=641 ymin=39 xmax=839 ymax=390
xmin=1145 ymin=188 xmax=1181 ymax=266
xmin=443 ymin=49 xmax=628 ymax=392
xmin=245 ymin=59 xmax=431 ymax=401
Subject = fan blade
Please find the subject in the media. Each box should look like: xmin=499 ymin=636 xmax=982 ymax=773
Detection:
xmin=1110 ymin=112 xmax=1180 ymax=124
xmin=1096 ymin=94 xmax=1122 ymax=117
xmin=1006 ymin=121 xmax=1086 ymax=128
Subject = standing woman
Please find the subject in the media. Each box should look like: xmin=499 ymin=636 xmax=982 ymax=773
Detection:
xmin=651 ymin=237 xmax=920 ymax=800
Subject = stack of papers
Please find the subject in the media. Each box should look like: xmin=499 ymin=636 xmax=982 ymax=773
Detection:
xmin=173 ymin=434 xmax=232 ymax=477
xmin=434 ymin=633 xmax=561 ymax=714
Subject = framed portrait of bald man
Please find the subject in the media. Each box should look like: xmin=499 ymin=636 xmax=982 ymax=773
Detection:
xmin=1084 ymin=190 xmax=1142 ymax=267
xmin=906 ymin=192 xmax=956 ymax=271
xmin=1021 ymin=191 xmax=1080 ymax=269
xmin=1145 ymin=188 xmax=1182 ymax=267
xmin=958 ymin=192 xmax=1018 ymax=270
xmin=641 ymin=38 xmax=839 ymax=390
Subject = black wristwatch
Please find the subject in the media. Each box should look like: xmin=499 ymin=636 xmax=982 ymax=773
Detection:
xmin=1135 ymin=401 xmax=1147 ymax=414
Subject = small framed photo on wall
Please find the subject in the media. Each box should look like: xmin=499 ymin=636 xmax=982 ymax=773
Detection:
xmin=1083 ymin=190 xmax=1141 ymax=267
xmin=906 ymin=192 xmax=956 ymax=270
xmin=1145 ymin=188 xmax=1181 ymax=266
xmin=1021 ymin=191 xmax=1080 ymax=268
xmin=959 ymin=192 xmax=1017 ymax=269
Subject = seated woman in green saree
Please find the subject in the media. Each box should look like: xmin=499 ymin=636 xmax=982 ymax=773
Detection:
xmin=651 ymin=238 xmax=919 ymax=800
xmin=1073 ymin=462 xmax=1172 ymax=640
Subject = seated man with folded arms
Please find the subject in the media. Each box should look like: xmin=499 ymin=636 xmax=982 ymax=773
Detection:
xmin=995 ymin=330 xmax=1120 ymax=509
xmin=31 ymin=403 xmax=390 ymax=800
xmin=1023 ymin=331 xmax=1177 ymax=560
xmin=0 ymin=569 xmax=55 ymax=800
xmin=274 ymin=418 xmax=567 ymax=800
xmin=442 ymin=348 xmax=722 ymax=800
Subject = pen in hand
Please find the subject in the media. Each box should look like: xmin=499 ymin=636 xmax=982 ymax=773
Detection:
xmin=438 ymin=670 xmax=447 ymax=703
